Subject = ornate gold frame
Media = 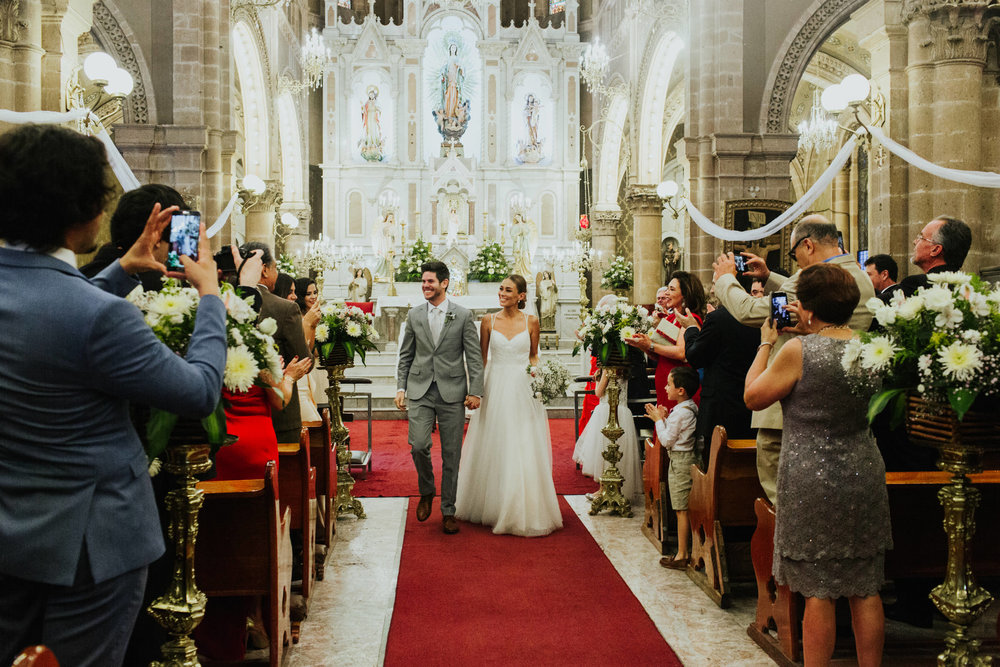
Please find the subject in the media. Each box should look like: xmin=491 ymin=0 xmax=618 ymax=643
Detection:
xmin=722 ymin=199 xmax=795 ymax=276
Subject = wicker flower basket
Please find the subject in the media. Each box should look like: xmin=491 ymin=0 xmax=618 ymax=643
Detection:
xmin=904 ymin=395 xmax=1000 ymax=448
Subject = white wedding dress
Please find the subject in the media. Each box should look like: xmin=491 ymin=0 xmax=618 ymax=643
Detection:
xmin=572 ymin=378 xmax=643 ymax=505
xmin=455 ymin=314 xmax=563 ymax=537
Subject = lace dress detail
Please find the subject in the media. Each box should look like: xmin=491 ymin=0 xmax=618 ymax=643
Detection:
xmin=455 ymin=315 xmax=562 ymax=536
xmin=774 ymin=335 xmax=893 ymax=599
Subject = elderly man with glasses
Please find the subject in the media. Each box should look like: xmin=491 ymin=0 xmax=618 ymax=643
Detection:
xmin=898 ymin=216 xmax=972 ymax=297
xmin=709 ymin=215 xmax=874 ymax=505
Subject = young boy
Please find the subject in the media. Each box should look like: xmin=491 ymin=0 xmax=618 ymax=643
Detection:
xmin=644 ymin=366 xmax=700 ymax=569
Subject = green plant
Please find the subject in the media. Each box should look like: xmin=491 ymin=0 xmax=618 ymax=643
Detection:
xmin=468 ymin=241 xmax=511 ymax=281
xmin=395 ymin=237 xmax=437 ymax=281
xmin=601 ymin=255 xmax=634 ymax=290
xmin=277 ymin=254 xmax=298 ymax=277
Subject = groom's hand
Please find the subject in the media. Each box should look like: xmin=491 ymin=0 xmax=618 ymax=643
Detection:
xmin=464 ymin=395 xmax=481 ymax=410
xmin=394 ymin=390 xmax=407 ymax=411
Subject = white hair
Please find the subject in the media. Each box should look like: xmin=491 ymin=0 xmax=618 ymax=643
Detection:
xmin=596 ymin=294 xmax=619 ymax=309
xmin=656 ymin=286 xmax=669 ymax=297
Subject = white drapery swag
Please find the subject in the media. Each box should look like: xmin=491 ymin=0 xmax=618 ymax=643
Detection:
xmin=0 ymin=108 xmax=235 ymax=238
xmin=868 ymin=126 xmax=1000 ymax=189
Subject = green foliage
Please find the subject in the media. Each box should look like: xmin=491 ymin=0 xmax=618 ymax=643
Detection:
xmin=468 ymin=241 xmax=511 ymax=282
xmin=395 ymin=237 xmax=437 ymax=282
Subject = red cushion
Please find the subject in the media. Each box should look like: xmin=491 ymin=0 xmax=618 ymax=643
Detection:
xmin=346 ymin=301 xmax=374 ymax=314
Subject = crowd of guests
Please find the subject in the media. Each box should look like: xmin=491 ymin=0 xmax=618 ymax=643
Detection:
xmin=574 ymin=213 xmax=972 ymax=666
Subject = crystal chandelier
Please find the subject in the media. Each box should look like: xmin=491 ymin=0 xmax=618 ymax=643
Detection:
xmin=300 ymin=28 xmax=328 ymax=90
xmin=581 ymin=39 xmax=610 ymax=94
xmin=797 ymin=88 xmax=839 ymax=154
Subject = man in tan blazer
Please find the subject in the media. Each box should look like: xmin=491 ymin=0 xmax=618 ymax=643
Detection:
xmin=712 ymin=215 xmax=874 ymax=504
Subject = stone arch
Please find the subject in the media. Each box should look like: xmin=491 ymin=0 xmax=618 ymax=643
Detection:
xmin=90 ymin=0 xmax=156 ymax=124
xmin=276 ymin=92 xmax=305 ymax=204
xmin=232 ymin=20 xmax=271 ymax=178
xmin=594 ymin=87 xmax=629 ymax=206
xmin=759 ymin=0 xmax=869 ymax=135
xmin=635 ymin=31 xmax=683 ymax=184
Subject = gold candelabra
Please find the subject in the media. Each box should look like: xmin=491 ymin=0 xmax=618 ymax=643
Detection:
xmin=148 ymin=442 xmax=213 ymax=667
xmin=323 ymin=351 xmax=365 ymax=519
xmin=589 ymin=363 xmax=632 ymax=517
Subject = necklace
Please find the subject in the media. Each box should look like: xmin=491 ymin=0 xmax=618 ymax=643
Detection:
xmin=816 ymin=323 xmax=851 ymax=335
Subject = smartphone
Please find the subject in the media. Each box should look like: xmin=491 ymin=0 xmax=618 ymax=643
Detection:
xmin=167 ymin=210 xmax=201 ymax=271
xmin=733 ymin=254 xmax=748 ymax=273
xmin=771 ymin=292 xmax=792 ymax=329
xmin=837 ymin=231 xmax=846 ymax=254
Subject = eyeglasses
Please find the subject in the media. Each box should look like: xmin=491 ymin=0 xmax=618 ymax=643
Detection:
xmin=787 ymin=236 xmax=811 ymax=263
xmin=914 ymin=233 xmax=940 ymax=246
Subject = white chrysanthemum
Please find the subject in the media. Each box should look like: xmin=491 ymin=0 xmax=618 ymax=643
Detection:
xmin=934 ymin=305 xmax=963 ymax=329
xmin=224 ymin=345 xmax=258 ymax=393
xmin=226 ymin=294 xmax=255 ymax=323
xmin=620 ymin=326 xmax=636 ymax=339
xmin=144 ymin=312 xmax=160 ymax=327
xmin=126 ymin=285 xmax=147 ymax=308
xmin=896 ymin=295 xmax=924 ymax=320
xmin=638 ymin=306 xmax=649 ymax=318
xmin=315 ymin=323 xmax=330 ymax=342
xmin=231 ymin=329 xmax=244 ymax=347
xmin=921 ymin=286 xmax=953 ymax=312
xmin=148 ymin=291 xmax=195 ymax=325
xmin=346 ymin=322 xmax=363 ymax=337
xmin=859 ymin=336 xmax=897 ymax=371
xmin=967 ymin=291 xmax=991 ymax=317
xmin=258 ymin=317 xmax=277 ymax=336
xmin=927 ymin=271 xmax=972 ymax=285
xmin=938 ymin=341 xmax=983 ymax=382
xmin=321 ymin=303 xmax=338 ymax=317
xmin=841 ymin=338 xmax=863 ymax=371
xmin=874 ymin=305 xmax=896 ymax=327
xmin=865 ymin=296 xmax=883 ymax=313
xmin=987 ymin=288 xmax=1000 ymax=305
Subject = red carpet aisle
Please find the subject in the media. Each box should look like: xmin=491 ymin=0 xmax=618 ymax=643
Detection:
xmin=346 ymin=418 xmax=599 ymax=497
xmin=383 ymin=497 xmax=682 ymax=666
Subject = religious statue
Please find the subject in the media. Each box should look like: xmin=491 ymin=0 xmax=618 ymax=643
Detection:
xmin=661 ymin=238 xmax=681 ymax=282
xmin=432 ymin=41 xmax=470 ymax=141
xmin=372 ymin=211 xmax=400 ymax=281
xmin=445 ymin=201 xmax=461 ymax=248
xmin=358 ymin=85 xmax=385 ymax=162
xmin=509 ymin=211 xmax=537 ymax=277
xmin=347 ymin=267 xmax=371 ymax=302
xmin=517 ymin=93 xmax=543 ymax=164
xmin=536 ymin=270 xmax=558 ymax=331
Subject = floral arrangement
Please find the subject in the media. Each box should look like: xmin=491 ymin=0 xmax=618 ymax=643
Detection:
xmin=127 ymin=279 xmax=283 ymax=461
xmin=277 ymin=253 xmax=298 ymax=277
xmin=468 ymin=241 xmax=511 ymax=281
xmin=572 ymin=297 xmax=652 ymax=364
xmin=315 ymin=301 xmax=379 ymax=364
xmin=841 ymin=272 xmax=1000 ymax=422
xmin=526 ymin=359 xmax=570 ymax=404
xmin=601 ymin=255 xmax=633 ymax=290
xmin=395 ymin=237 xmax=436 ymax=282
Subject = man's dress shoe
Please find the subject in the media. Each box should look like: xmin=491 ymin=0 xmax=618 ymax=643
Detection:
xmin=416 ymin=494 xmax=434 ymax=522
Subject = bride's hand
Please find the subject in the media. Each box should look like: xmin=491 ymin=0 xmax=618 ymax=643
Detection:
xmin=464 ymin=395 xmax=481 ymax=410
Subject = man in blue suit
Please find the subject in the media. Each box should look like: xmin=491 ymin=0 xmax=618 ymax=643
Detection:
xmin=0 ymin=125 xmax=228 ymax=667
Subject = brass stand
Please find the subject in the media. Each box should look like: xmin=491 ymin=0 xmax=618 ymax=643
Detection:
xmin=589 ymin=365 xmax=632 ymax=517
xmin=578 ymin=270 xmax=589 ymax=323
xmin=323 ymin=356 xmax=366 ymax=519
xmin=148 ymin=443 xmax=212 ymax=667
xmin=387 ymin=250 xmax=398 ymax=297
xmin=906 ymin=397 xmax=995 ymax=666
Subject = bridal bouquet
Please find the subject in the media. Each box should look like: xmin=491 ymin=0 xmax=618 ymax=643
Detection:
xmin=526 ymin=359 xmax=570 ymax=404
xmin=601 ymin=255 xmax=633 ymax=290
xmin=573 ymin=297 xmax=652 ymax=364
xmin=128 ymin=279 xmax=283 ymax=461
xmin=315 ymin=301 xmax=379 ymax=364
xmin=840 ymin=272 xmax=1000 ymax=422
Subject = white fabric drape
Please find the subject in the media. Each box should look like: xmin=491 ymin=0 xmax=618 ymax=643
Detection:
xmin=1 ymin=107 xmax=234 ymax=237
xmin=869 ymin=126 xmax=1000 ymax=188
xmin=684 ymin=133 xmax=860 ymax=242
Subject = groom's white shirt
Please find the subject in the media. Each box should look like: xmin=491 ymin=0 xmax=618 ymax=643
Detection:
xmin=427 ymin=296 xmax=449 ymax=346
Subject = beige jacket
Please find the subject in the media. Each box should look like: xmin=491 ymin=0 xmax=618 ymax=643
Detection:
xmin=714 ymin=253 xmax=875 ymax=430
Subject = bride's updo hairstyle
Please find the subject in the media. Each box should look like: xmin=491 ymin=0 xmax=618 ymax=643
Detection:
xmin=506 ymin=274 xmax=528 ymax=309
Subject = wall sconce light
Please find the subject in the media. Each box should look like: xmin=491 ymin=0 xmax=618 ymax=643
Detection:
xmin=656 ymin=179 xmax=685 ymax=219
xmin=66 ymin=51 xmax=134 ymax=128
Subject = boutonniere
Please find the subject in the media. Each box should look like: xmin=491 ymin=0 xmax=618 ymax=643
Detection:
xmin=445 ymin=311 xmax=456 ymax=323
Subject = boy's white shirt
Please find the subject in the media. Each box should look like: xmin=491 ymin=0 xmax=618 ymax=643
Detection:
xmin=654 ymin=398 xmax=698 ymax=452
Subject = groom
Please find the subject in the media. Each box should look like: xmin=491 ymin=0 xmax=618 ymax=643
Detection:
xmin=395 ymin=261 xmax=484 ymax=534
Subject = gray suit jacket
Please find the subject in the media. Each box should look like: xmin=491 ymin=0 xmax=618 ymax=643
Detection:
xmin=715 ymin=253 xmax=874 ymax=430
xmin=396 ymin=300 xmax=484 ymax=403
xmin=0 ymin=249 xmax=227 ymax=586
xmin=258 ymin=286 xmax=312 ymax=438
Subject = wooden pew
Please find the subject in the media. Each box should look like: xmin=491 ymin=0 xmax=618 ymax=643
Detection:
xmin=747 ymin=472 xmax=1000 ymax=665
xmin=642 ymin=437 xmax=671 ymax=555
xmin=277 ymin=430 xmax=317 ymax=641
xmin=195 ymin=462 xmax=292 ymax=667
xmin=307 ymin=407 xmax=336 ymax=580
xmin=686 ymin=426 xmax=763 ymax=608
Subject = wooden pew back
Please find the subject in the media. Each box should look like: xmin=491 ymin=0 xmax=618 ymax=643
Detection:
xmin=278 ymin=430 xmax=317 ymax=609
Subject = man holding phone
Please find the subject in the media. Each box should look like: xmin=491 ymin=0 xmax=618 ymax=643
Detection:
xmin=710 ymin=215 xmax=874 ymax=504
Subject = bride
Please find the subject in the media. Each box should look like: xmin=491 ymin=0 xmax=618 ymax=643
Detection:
xmin=455 ymin=274 xmax=563 ymax=536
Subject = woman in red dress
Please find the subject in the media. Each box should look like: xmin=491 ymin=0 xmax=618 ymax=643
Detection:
xmin=626 ymin=271 xmax=706 ymax=410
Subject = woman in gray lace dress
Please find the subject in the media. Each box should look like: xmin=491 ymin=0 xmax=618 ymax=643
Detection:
xmin=744 ymin=263 xmax=891 ymax=667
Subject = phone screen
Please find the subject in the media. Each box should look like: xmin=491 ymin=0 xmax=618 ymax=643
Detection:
xmin=168 ymin=211 xmax=201 ymax=271
xmin=771 ymin=292 xmax=791 ymax=329
xmin=734 ymin=255 xmax=747 ymax=273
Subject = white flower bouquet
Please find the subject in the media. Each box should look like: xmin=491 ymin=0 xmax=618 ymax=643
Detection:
xmin=601 ymin=255 xmax=633 ymax=290
xmin=572 ymin=297 xmax=652 ymax=365
xmin=841 ymin=272 xmax=1000 ymax=422
xmin=468 ymin=241 xmax=511 ymax=281
xmin=526 ymin=359 xmax=570 ymax=404
xmin=395 ymin=237 xmax=436 ymax=281
xmin=314 ymin=301 xmax=379 ymax=365
xmin=128 ymin=279 xmax=283 ymax=461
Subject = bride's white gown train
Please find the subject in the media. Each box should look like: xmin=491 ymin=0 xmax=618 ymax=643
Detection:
xmin=455 ymin=317 xmax=563 ymax=537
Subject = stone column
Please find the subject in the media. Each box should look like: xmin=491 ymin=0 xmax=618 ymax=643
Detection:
xmin=241 ymin=183 xmax=282 ymax=245
xmin=589 ymin=206 xmax=620 ymax=302
xmin=625 ymin=185 xmax=664 ymax=303
xmin=832 ymin=164 xmax=851 ymax=251
xmin=903 ymin=0 xmax=992 ymax=272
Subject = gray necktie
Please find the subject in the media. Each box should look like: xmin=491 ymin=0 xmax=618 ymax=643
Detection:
xmin=430 ymin=306 xmax=443 ymax=345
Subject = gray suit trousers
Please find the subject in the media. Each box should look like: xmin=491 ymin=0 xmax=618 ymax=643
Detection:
xmin=408 ymin=382 xmax=465 ymax=516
